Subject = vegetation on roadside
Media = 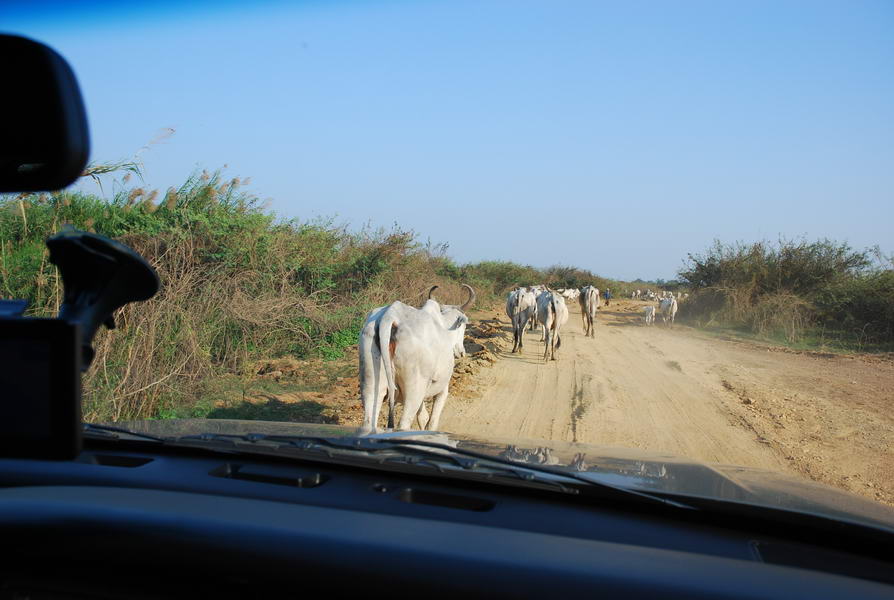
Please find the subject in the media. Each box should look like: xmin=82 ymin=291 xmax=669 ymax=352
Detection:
xmin=678 ymin=239 xmax=894 ymax=350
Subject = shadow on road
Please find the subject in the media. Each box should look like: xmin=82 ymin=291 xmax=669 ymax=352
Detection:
xmin=208 ymin=395 xmax=334 ymax=423
xmin=602 ymin=309 xmax=649 ymax=327
xmin=497 ymin=342 xmax=549 ymax=364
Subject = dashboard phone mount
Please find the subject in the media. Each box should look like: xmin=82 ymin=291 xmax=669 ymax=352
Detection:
xmin=48 ymin=228 xmax=160 ymax=369
xmin=0 ymin=230 xmax=159 ymax=459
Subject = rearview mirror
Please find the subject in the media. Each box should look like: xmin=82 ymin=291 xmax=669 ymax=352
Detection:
xmin=0 ymin=34 xmax=90 ymax=192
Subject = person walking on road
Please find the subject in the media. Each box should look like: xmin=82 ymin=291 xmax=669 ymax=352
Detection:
xmin=604 ymin=288 xmax=612 ymax=306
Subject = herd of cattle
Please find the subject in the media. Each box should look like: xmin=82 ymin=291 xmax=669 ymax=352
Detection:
xmin=505 ymin=285 xmax=681 ymax=360
xmin=631 ymin=288 xmax=689 ymax=302
xmin=358 ymin=283 xmax=683 ymax=434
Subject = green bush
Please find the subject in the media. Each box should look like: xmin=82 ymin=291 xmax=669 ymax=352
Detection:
xmin=678 ymin=239 xmax=893 ymax=345
xmin=813 ymin=270 xmax=894 ymax=342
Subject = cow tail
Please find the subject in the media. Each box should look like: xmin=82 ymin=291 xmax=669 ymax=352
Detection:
xmin=378 ymin=315 xmax=398 ymax=430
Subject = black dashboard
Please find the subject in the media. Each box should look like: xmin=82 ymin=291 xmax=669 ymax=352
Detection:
xmin=1 ymin=444 xmax=892 ymax=599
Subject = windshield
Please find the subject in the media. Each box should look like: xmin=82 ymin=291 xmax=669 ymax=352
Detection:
xmin=3 ymin=1 xmax=892 ymax=518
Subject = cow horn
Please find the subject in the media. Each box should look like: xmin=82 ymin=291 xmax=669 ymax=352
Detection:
xmin=460 ymin=284 xmax=476 ymax=312
xmin=428 ymin=285 xmax=439 ymax=300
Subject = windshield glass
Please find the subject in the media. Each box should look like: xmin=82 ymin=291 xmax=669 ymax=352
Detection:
xmin=4 ymin=0 xmax=892 ymax=517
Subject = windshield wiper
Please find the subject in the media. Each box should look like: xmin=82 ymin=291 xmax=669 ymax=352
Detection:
xmin=83 ymin=423 xmax=164 ymax=442
xmin=165 ymin=432 xmax=693 ymax=509
xmin=166 ymin=432 xmax=574 ymax=493
xmin=362 ymin=437 xmax=693 ymax=509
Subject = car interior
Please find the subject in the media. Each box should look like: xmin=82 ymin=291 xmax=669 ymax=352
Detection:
xmin=0 ymin=32 xmax=892 ymax=600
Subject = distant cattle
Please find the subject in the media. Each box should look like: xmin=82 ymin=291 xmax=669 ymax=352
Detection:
xmin=659 ymin=296 xmax=678 ymax=326
xmin=537 ymin=289 xmax=569 ymax=361
xmin=506 ymin=287 xmax=537 ymax=353
xmin=578 ymin=285 xmax=600 ymax=338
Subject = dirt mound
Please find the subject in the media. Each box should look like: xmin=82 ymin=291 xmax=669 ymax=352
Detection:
xmin=451 ymin=313 xmax=512 ymax=397
xmin=254 ymin=358 xmax=304 ymax=380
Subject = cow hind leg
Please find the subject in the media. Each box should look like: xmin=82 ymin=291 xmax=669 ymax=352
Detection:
xmin=359 ymin=352 xmax=386 ymax=435
xmin=426 ymin=388 xmax=450 ymax=431
xmin=416 ymin=399 xmax=430 ymax=430
xmin=397 ymin=382 xmax=425 ymax=431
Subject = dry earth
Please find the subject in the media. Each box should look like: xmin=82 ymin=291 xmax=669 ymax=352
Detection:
xmin=440 ymin=299 xmax=894 ymax=507
xmin=245 ymin=298 xmax=893 ymax=507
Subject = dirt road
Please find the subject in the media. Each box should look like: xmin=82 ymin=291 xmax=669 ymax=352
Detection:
xmin=441 ymin=299 xmax=894 ymax=506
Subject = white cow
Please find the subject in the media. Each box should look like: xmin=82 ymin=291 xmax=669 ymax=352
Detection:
xmin=537 ymin=289 xmax=569 ymax=361
xmin=506 ymin=289 xmax=520 ymax=321
xmin=506 ymin=287 xmax=537 ymax=352
xmin=534 ymin=287 xmax=551 ymax=341
xmin=578 ymin=285 xmax=600 ymax=338
xmin=643 ymin=305 xmax=656 ymax=325
xmin=659 ymin=296 xmax=678 ymax=326
xmin=359 ymin=292 xmax=472 ymax=434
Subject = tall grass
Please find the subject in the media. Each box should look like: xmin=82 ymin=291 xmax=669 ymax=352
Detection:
xmin=678 ymin=239 xmax=893 ymax=347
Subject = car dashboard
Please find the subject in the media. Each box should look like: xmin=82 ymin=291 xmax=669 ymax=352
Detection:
xmin=0 ymin=443 xmax=892 ymax=599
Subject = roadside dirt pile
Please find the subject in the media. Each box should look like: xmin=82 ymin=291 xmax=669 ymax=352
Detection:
xmin=450 ymin=313 xmax=513 ymax=398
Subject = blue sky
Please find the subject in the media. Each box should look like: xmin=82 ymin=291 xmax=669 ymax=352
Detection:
xmin=4 ymin=0 xmax=892 ymax=280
